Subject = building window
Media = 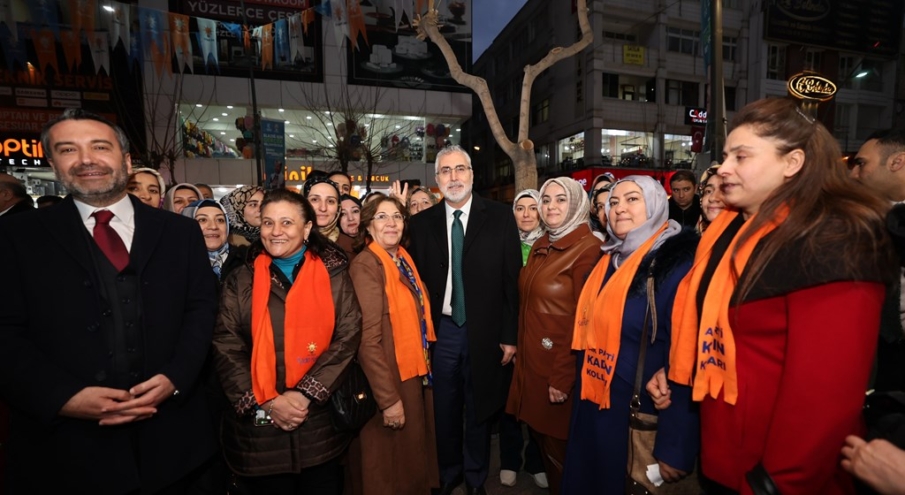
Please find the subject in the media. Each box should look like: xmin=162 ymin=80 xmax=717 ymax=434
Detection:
xmin=766 ymin=44 xmax=786 ymax=80
xmin=804 ymin=50 xmax=823 ymax=72
xmin=723 ymin=36 xmax=737 ymax=62
xmin=666 ymin=79 xmax=699 ymax=106
xmin=725 ymin=86 xmax=737 ymax=111
xmin=603 ymin=72 xmax=619 ymax=98
xmin=667 ymin=27 xmax=699 ymax=55
xmin=532 ymin=98 xmax=550 ymax=125
xmin=603 ymin=30 xmax=636 ymax=42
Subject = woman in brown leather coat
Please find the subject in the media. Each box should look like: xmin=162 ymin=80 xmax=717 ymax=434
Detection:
xmin=213 ymin=189 xmax=361 ymax=494
xmin=506 ymin=177 xmax=602 ymax=494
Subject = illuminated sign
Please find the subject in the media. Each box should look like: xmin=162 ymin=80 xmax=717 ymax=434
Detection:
xmin=685 ymin=107 xmax=708 ymax=125
xmin=0 ymin=137 xmax=46 ymax=166
xmin=285 ymin=164 xmax=390 ymax=183
xmin=787 ymin=73 xmax=837 ymax=102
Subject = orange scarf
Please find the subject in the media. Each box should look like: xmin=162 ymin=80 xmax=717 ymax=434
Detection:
xmin=571 ymin=223 xmax=668 ymax=409
xmin=668 ymin=208 xmax=787 ymax=404
xmin=367 ymin=243 xmax=436 ymax=382
xmin=251 ymin=251 xmax=335 ymax=405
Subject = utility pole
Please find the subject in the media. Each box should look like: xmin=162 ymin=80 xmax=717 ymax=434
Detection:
xmin=710 ymin=0 xmax=726 ymax=164
xmin=239 ymin=0 xmax=264 ymax=186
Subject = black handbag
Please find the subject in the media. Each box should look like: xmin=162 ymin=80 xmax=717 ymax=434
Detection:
xmin=329 ymin=359 xmax=378 ymax=432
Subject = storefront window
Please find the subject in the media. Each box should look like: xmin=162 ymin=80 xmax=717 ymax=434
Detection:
xmin=600 ymin=129 xmax=654 ymax=167
xmin=558 ymin=132 xmax=585 ymax=169
xmin=664 ymin=133 xmax=693 ymax=168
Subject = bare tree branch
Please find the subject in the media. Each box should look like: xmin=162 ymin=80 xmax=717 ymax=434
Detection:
xmin=415 ymin=0 xmax=593 ymax=191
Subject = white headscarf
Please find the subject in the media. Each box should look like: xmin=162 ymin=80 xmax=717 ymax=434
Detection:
xmin=513 ymin=189 xmax=545 ymax=246
xmin=539 ymin=177 xmax=590 ymax=242
xmin=602 ymin=175 xmax=682 ymax=268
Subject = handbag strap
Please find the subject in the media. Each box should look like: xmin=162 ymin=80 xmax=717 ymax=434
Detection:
xmin=631 ymin=259 xmax=657 ymax=415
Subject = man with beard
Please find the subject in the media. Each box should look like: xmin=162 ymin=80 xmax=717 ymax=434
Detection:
xmin=407 ymin=145 xmax=522 ymax=495
xmin=0 ymin=109 xmax=219 ymax=493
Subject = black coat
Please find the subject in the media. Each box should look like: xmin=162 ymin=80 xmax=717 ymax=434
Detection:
xmin=408 ymin=194 xmax=522 ymax=422
xmin=0 ymin=195 xmax=219 ymax=493
xmin=2 ymin=198 xmax=35 ymax=216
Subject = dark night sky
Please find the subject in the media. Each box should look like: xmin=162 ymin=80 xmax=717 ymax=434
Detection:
xmin=472 ymin=0 xmax=529 ymax=62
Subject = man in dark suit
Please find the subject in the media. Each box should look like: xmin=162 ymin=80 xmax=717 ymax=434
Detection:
xmin=0 ymin=173 xmax=35 ymax=217
xmin=0 ymin=109 xmax=219 ymax=493
xmin=408 ymin=145 xmax=522 ymax=495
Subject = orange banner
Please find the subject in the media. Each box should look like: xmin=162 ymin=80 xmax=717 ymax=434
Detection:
xmin=261 ymin=24 xmax=273 ymax=70
xmin=169 ymin=13 xmax=191 ymax=73
xmin=347 ymin=0 xmax=368 ymax=51
xmin=60 ymin=30 xmax=82 ymax=71
xmin=68 ymin=0 xmax=97 ymax=37
xmin=150 ymin=35 xmax=172 ymax=76
xmin=32 ymin=29 xmax=59 ymax=74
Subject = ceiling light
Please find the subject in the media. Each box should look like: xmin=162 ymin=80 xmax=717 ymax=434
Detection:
xmin=306 ymin=116 xmax=312 ymax=120
xmin=229 ymin=139 xmax=235 ymax=142
xmin=327 ymin=122 xmax=333 ymax=126
xmin=195 ymin=104 xmax=202 ymax=108
xmin=212 ymin=117 xmax=219 ymax=121
xmin=227 ymin=105 xmax=234 ymax=109
xmin=103 ymin=5 xmax=115 ymax=12
xmin=855 ymin=71 xmax=869 ymax=78
xmin=289 ymin=134 xmax=295 ymax=138
xmin=222 ymin=113 xmax=228 ymax=116
xmin=278 ymin=108 xmax=284 ymax=112
xmin=313 ymin=140 xmax=317 ymax=143
xmin=395 ymin=125 xmax=401 ymax=129
xmin=456 ymin=128 xmax=461 ymax=132
xmin=284 ymin=120 xmax=290 ymax=124
xmin=220 ymin=132 xmax=225 ymax=135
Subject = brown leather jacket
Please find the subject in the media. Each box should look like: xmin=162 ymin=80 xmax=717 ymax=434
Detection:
xmin=506 ymin=224 xmax=602 ymax=439
xmin=212 ymin=244 xmax=362 ymax=476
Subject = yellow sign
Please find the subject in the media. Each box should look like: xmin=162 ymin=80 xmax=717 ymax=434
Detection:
xmin=787 ymin=73 xmax=837 ymax=102
xmin=285 ymin=164 xmax=391 ymax=184
xmin=623 ymin=45 xmax=644 ymax=66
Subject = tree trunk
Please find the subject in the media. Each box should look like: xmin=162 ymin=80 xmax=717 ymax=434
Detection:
xmin=415 ymin=0 xmax=593 ymax=192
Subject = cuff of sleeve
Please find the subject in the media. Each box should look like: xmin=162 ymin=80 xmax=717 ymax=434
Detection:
xmin=296 ymin=375 xmax=329 ymax=404
xmin=234 ymin=390 xmax=257 ymax=417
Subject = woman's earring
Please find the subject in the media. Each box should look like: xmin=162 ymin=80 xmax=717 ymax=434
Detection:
xmin=304 ymin=238 xmax=309 ymax=245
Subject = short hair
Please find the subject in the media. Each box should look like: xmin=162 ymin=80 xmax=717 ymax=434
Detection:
xmin=434 ymin=144 xmax=472 ymax=174
xmin=41 ymin=108 xmax=129 ymax=156
xmin=328 ymin=171 xmax=352 ymax=183
xmin=259 ymin=188 xmax=332 ymax=259
xmin=36 ymin=195 xmax=63 ymax=207
xmin=865 ymin=129 xmax=905 ymax=166
xmin=0 ymin=175 xmax=29 ymax=200
xmin=669 ymin=170 xmax=696 ymax=185
xmin=353 ymin=195 xmax=409 ymax=253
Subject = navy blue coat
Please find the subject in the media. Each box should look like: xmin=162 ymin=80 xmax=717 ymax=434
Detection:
xmin=0 ymin=194 xmax=218 ymax=493
xmin=562 ymin=229 xmax=700 ymax=494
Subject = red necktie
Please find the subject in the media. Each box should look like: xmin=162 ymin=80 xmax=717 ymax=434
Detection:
xmin=92 ymin=210 xmax=129 ymax=272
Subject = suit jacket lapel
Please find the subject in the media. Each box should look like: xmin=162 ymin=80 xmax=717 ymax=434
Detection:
xmin=428 ymin=203 xmax=449 ymax=262
xmin=129 ymin=195 xmax=165 ymax=277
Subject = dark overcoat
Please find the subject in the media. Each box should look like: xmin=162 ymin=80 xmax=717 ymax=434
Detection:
xmin=0 ymin=194 xmax=219 ymax=493
xmin=407 ymin=194 xmax=522 ymax=422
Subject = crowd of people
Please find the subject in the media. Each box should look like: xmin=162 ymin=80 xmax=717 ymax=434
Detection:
xmin=1 ymin=100 xmax=905 ymax=495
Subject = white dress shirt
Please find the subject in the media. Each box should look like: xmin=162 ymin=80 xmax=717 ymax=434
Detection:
xmin=442 ymin=195 xmax=473 ymax=316
xmin=74 ymin=194 xmax=136 ymax=252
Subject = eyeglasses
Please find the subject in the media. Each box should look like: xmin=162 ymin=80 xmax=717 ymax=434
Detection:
xmin=373 ymin=213 xmax=404 ymax=223
xmin=436 ymin=165 xmax=472 ymax=177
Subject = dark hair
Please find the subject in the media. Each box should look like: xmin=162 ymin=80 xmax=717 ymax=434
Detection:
xmin=303 ymin=176 xmax=341 ymax=199
xmin=865 ymin=128 xmax=905 ymax=168
xmin=340 ymin=194 xmax=362 ymax=208
xmin=592 ymin=186 xmax=611 ymax=209
xmin=729 ymin=98 xmax=895 ymax=300
xmin=669 ymin=170 xmax=696 ymax=185
xmin=36 ymin=195 xmax=63 ymax=207
xmin=307 ymin=170 xmax=329 ymax=180
xmin=0 ymin=176 xmax=29 ymax=200
xmin=259 ymin=188 xmax=331 ymax=258
xmin=328 ymin=171 xmax=352 ymax=183
xmin=41 ymin=108 xmax=129 ymax=156
xmin=353 ymin=196 xmax=409 ymax=253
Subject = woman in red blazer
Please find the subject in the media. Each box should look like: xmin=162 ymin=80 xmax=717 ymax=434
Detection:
xmin=657 ymin=97 xmax=897 ymax=494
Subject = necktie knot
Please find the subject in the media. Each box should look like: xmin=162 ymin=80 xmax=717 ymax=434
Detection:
xmin=93 ymin=209 xmax=114 ymax=225
xmin=453 ymin=210 xmax=462 ymax=220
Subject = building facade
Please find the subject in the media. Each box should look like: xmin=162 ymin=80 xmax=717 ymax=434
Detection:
xmin=467 ymin=0 xmax=904 ymax=201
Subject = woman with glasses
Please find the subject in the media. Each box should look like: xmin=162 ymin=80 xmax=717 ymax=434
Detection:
xmin=349 ymin=195 xmax=439 ymax=495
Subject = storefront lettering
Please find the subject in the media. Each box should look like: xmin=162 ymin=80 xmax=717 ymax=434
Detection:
xmin=0 ymin=138 xmax=43 ymax=158
xmin=787 ymin=73 xmax=837 ymax=101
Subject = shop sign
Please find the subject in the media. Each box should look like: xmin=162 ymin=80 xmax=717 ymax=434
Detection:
xmin=685 ymin=107 xmax=708 ymax=125
xmin=787 ymin=73 xmax=837 ymax=102
xmin=0 ymin=137 xmax=46 ymax=166
xmin=623 ymin=45 xmax=644 ymax=65
xmin=285 ymin=163 xmax=391 ymax=184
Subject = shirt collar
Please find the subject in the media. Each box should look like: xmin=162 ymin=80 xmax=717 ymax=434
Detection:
xmin=444 ymin=194 xmax=473 ymax=218
xmin=75 ymin=194 xmax=135 ymax=224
